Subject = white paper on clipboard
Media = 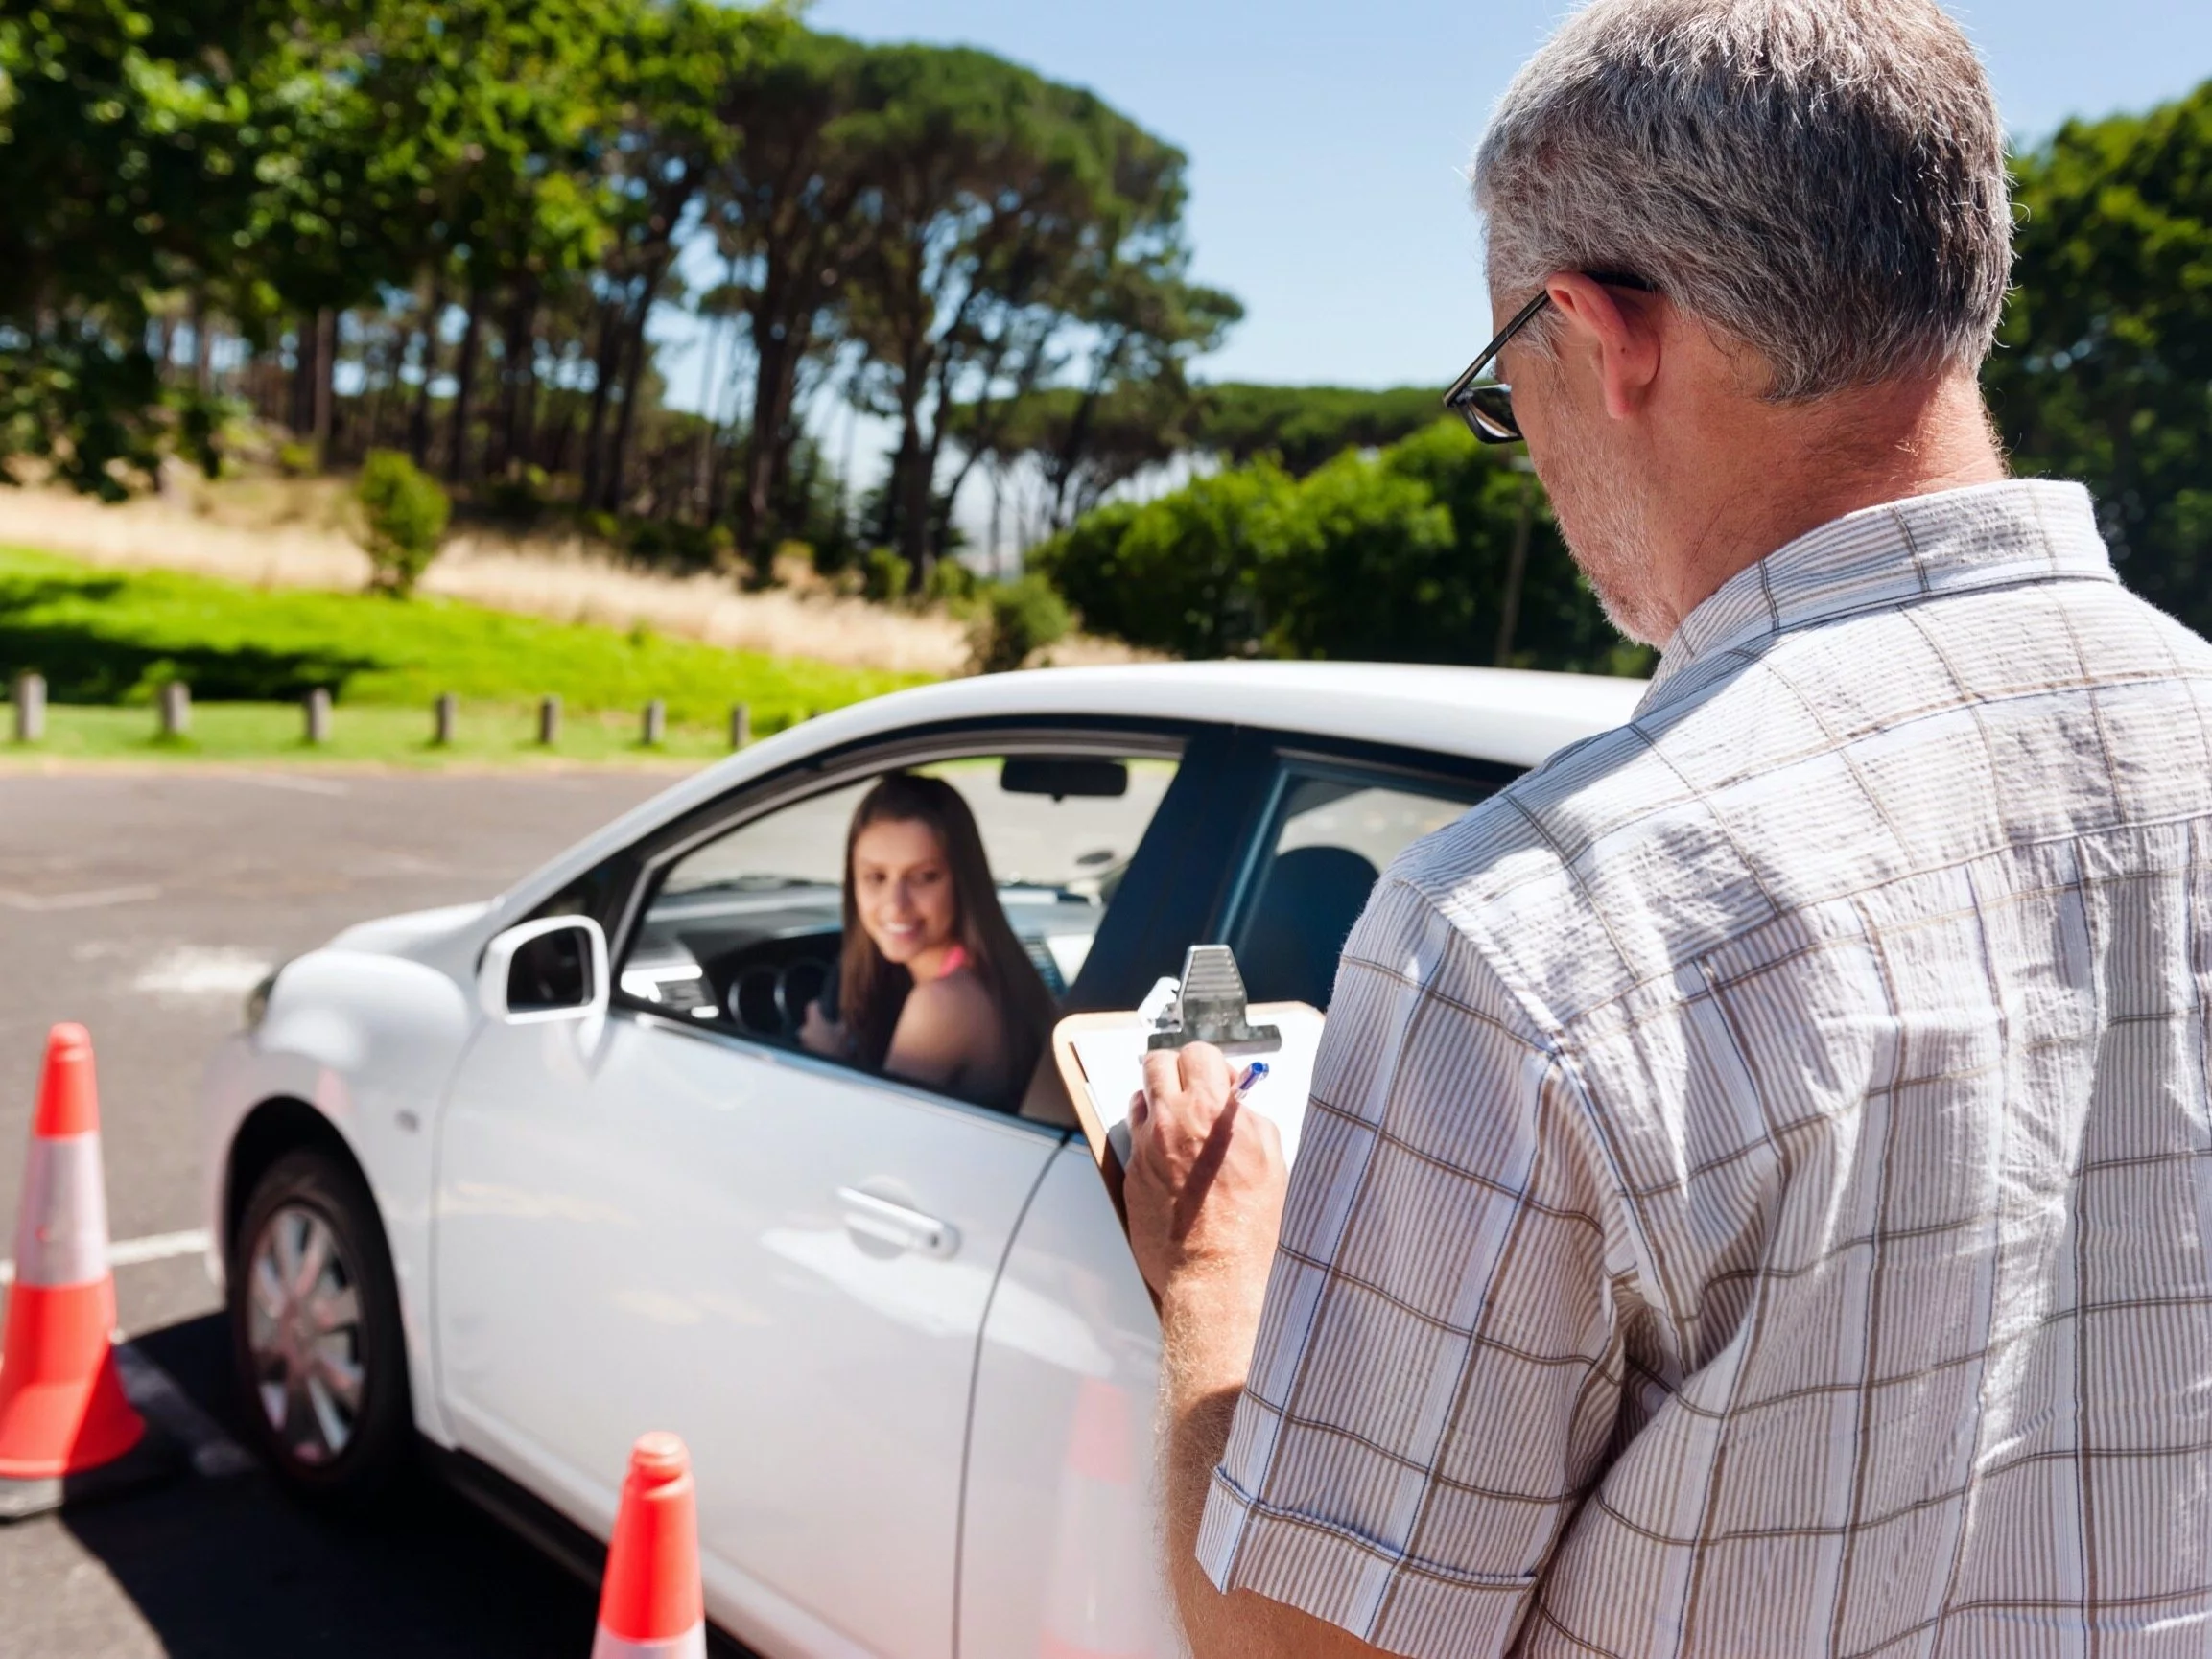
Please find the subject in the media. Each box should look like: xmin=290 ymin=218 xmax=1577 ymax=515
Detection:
xmin=1060 ymin=1002 xmax=1327 ymax=1177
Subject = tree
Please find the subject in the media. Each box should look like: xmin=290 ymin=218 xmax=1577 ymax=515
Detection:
xmin=836 ymin=49 xmax=1235 ymax=578
xmin=1988 ymin=81 xmax=2212 ymax=634
xmin=1191 ymin=384 xmax=1445 ymax=477
xmin=576 ymin=0 xmax=773 ymax=512
xmin=0 ymin=0 xmax=374 ymax=493
xmin=361 ymin=1 xmax=617 ymax=482
xmin=706 ymin=28 xmax=877 ymax=578
xmin=946 ymin=266 xmax=1241 ymax=547
xmin=837 ymin=47 xmax=1099 ymax=578
xmin=1 ymin=3 xmax=1253 ymax=595
xmin=1034 ymin=259 xmax=1240 ymax=531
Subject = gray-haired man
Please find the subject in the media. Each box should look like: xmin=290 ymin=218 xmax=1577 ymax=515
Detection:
xmin=1124 ymin=2 xmax=2212 ymax=1656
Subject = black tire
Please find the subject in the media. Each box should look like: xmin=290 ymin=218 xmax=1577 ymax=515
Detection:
xmin=228 ymin=1147 xmax=413 ymax=1503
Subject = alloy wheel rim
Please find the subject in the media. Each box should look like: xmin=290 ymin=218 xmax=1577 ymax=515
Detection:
xmin=245 ymin=1203 xmax=365 ymax=1465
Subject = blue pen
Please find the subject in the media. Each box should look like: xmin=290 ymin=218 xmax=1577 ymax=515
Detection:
xmin=1234 ymin=1061 xmax=1270 ymax=1098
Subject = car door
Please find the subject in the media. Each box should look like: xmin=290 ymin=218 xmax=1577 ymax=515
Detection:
xmin=434 ymin=732 xmax=1191 ymax=1659
xmin=959 ymin=739 xmax=1509 ymax=1658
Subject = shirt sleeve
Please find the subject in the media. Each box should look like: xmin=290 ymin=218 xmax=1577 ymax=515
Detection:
xmin=1195 ymin=877 xmax=1628 ymax=1659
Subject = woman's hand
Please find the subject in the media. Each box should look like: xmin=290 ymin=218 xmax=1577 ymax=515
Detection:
xmin=798 ymin=997 xmax=846 ymax=1058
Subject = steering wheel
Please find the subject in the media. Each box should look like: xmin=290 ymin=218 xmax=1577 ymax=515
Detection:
xmin=724 ymin=955 xmax=835 ymax=1039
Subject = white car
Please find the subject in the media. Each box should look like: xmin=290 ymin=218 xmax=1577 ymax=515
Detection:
xmin=201 ymin=661 xmax=1642 ymax=1659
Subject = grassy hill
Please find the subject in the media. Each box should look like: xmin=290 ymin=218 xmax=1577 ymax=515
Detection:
xmin=0 ymin=546 xmax=932 ymax=763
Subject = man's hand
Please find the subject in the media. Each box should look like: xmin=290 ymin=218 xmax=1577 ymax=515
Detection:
xmin=1124 ymin=1041 xmax=1288 ymax=1314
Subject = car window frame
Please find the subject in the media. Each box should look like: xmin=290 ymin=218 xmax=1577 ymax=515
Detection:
xmin=538 ymin=716 xmax=1211 ymax=1130
xmin=611 ymin=723 xmax=1188 ymax=971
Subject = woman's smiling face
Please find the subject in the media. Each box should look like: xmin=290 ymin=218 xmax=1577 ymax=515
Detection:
xmin=852 ymin=816 xmax=958 ymax=966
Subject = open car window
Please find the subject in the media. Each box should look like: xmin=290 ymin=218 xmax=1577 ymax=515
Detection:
xmin=617 ymin=749 xmax=1180 ymax=1059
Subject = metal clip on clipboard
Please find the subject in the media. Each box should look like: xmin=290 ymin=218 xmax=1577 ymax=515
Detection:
xmin=1050 ymin=942 xmax=1324 ymax=1242
xmin=1145 ymin=944 xmax=1282 ymax=1055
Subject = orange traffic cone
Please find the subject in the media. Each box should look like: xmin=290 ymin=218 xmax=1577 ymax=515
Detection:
xmin=592 ymin=1432 xmax=706 ymax=1658
xmin=0 ymin=1024 xmax=176 ymax=1519
xmin=1037 ymin=1378 xmax=1153 ymax=1659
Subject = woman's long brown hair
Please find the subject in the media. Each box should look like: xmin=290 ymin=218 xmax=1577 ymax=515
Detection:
xmin=837 ymin=772 xmax=1057 ymax=1106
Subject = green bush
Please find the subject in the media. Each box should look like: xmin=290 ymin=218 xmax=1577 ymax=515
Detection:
xmin=1255 ymin=447 xmax=1457 ymax=660
xmin=484 ymin=463 xmax=552 ymax=526
xmin=922 ymin=555 xmax=979 ymax=609
xmin=967 ymin=575 xmax=1071 ymax=674
xmin=771 ymin=540 xmax=818 ymax=582
xmin=625 ymin=517 xmax=731 ymax=574
xmin=1032 ymin=467 xmax=1300 ymax=659
xmin=1026 ymin=501 xmax=1141 ymax=635
xmin=862 ymin=547 xmax=912 ymax=604
xmin=276 ymin=440 xmax=319 ymax=479
xmin=353 ymin=450 xmax=451 ymax=597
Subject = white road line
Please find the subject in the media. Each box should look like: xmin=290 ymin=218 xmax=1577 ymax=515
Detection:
xmin=0 ymin=884 xmax=163 ymax=912
xmin=132 ymin=947 xmax=273 ymax=998
xmin=109 ymin=1227 xmax=213 ymax=1269
xmin=0 ymin=1226 xmax=209 ymax=1286
xmin=213 ymin=771 xmax=351 ymax=797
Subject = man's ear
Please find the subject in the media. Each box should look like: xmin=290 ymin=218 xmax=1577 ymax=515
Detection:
xmin=1546 ymin=273 xmax=1662 ymax=422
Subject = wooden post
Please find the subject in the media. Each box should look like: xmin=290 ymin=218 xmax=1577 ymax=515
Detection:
xmin=434 ymin=692 xmax=457 ymax=746
xmin=728 ymin=702 xmax=751 ymax=751
xmin=641 ymin=698 xmax=665 ymax=747
xmin=303 ymin=687 xmax=331 ymax=745
xmin=12 ymin=672 xmax=45 ymax=743
xmin=538 ymin=694 xmax=561 ymax=747
xmin=158 ymin=680 xmax=191 ymax=739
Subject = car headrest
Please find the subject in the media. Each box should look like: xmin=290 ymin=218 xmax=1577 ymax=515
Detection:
xmin=1238 ymin=844 xmax=1382 ymax=1009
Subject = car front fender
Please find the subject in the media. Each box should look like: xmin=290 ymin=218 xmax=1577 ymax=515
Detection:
xmin=203 ymin=946 xmax=479 ymax=1448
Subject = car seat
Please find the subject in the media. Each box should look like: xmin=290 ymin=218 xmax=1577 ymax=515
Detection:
xmin=1237 ymin=844 xmax=1382 ymax=1009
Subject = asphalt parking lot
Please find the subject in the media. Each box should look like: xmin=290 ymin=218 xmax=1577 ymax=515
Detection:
xmin=0 ymin=767 xmax=746 ymax=1658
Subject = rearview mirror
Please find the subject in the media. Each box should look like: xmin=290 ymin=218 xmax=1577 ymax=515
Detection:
xmin=480 ymin=916 xmax=609 ymax=1025
xmin=1000 ymin=757 xmax=1127 ymax=800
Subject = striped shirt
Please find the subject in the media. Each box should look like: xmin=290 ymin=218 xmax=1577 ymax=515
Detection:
xmin=1196 ymin=479 xmax=2212 ymax=1658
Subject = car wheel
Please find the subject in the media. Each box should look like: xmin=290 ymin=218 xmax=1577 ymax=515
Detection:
xmin=228 ymin=1147 xmax=412 ymax=1502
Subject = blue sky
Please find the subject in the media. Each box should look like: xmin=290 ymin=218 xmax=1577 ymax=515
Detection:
xmin=792 ymin=0 xmax=2210 ymax=390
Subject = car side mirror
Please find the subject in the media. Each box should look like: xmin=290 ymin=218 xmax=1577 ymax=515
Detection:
xmin=480 ymin=916 xmax=609 ymax=1025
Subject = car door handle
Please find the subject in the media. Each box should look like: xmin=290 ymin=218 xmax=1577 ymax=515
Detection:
xmin=835 ymin=1187 xmax=960 ymax=1259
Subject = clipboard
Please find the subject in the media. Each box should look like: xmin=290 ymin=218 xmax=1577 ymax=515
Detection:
xmin=1051 ymin=945 xmax=1325 ymax=1227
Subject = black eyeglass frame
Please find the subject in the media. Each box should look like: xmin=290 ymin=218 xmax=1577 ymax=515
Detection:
xmin=1442 ymin=271 xmax=1657 ymax=445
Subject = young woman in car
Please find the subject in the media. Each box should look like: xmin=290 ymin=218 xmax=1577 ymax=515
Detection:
xmin=799 ymin=771 xmax=1057 ymax=1112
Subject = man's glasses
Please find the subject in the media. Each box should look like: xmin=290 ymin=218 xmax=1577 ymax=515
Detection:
xmin=1443 ymin=272 xmax=1657 ymax=444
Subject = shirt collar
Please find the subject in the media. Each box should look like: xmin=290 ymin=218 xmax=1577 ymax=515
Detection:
xmin=1638 ymin=479 xmax=2115 ymax=714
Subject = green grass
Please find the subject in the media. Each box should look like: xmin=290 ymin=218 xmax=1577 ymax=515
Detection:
xmin=0 ymin=545 xmax=931 ymax=764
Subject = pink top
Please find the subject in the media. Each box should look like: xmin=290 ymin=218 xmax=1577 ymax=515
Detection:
xmin=936 ymin=944 xmax=969 ymax=977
